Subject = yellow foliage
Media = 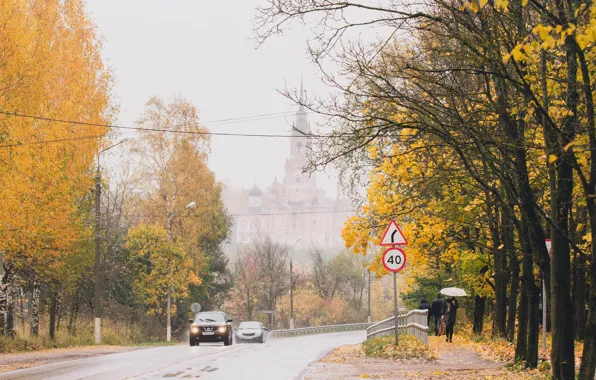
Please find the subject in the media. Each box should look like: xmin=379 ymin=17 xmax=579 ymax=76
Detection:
xmin=0 ymin=0 xmax=113 ymax=279
xmin=126 ymin=224 xmax=200 ymax=316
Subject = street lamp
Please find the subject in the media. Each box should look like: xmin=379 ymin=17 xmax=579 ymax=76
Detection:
xmin=166 ymin=201 xmax=197 ymax=342
xmin=95 ymin=138 xmax=129 ymax=345
xmin=289 ymin=236 xmax=302 ymax=330
xmin=167 ymin=201 xmax=197 ymax=238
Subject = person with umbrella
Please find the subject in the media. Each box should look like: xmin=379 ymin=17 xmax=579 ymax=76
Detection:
xmin=440 ymin=287 xmax=466 ymax=343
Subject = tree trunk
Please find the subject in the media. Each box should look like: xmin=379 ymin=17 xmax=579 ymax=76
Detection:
xmin=573 ymin=254 xmax=587 ymax=342
xmin=30 ymin=282 xmax=40 ymax=337
xmin=518 ymin=216 xmax=540 ymax=369
xmin=579 ymin=190 xmax=596 ymax=379
xmin=550 ymin=36 xmax=578 ymax=380
xmin=19 ymin=289 xmax=24 ymax=335
xmin=6 ymin=296 xmax=14 ymax=338
xmin=579 ymin=253 xmax=596 ymax=380
xmin=56 ymin=301 xmax=62 ymax=332
xmin=516 ymin=266 xmax=529 ymax=362
xmin=494 ymin=209 xmax=512 ymax=337
xmin=487 ymin=198 xmax=506 ymax=337
xmin=527 ymin=284 xmax=540 ymax=369
xmin=579 ymin=195 xmax=596 ymax=379
xmin=574 ymin=35 xmax=596 ymax=380
xmin=48 ymin=292 xmax=57 ymax=340
xmin=473 ymin=295 xmax=486 ymax=333
xmin=0 ymin=262 xmax=15 ymax=336
xmin=0 ymin=287 xmax=6 ymax=336
xmin=507 ymin=254 xmax=520 ymax=342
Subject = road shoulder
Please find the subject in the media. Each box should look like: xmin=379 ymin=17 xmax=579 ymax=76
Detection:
xmin=0 ymin=346 xmax=143 ymax=373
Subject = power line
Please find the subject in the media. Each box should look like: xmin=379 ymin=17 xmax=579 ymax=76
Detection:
xmin=201 ymin=110 xmax=311 ymax=125
xmin=125 ymin=210 xmax=354 ymax=219
xmin=0 ymin=110 xmax=323 ymax=138
xmin=230 ymin=210 xmax=354 ymax=217
xmin=0 ymin=135 xmax=103 ymax=149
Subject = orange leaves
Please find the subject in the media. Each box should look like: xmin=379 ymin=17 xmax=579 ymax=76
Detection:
xmin=276 ymin=287 xmax=347 ymax=327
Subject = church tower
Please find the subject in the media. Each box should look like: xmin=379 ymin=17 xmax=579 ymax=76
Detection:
xmin=284 ymin=81 xmax=316 ymax=206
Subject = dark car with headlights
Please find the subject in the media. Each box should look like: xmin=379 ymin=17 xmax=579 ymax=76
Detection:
xmin=189 ymin=311 xmax=233 ymax=346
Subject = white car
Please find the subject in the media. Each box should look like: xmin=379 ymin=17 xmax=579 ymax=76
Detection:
xmin=236 ymin=321 xmax=267 ymax=343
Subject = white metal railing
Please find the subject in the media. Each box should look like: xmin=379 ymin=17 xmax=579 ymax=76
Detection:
xmin=366 ymin=309 xmax=429 ymax=345
xmin=267 ymin=322 xmax=372 ymax=339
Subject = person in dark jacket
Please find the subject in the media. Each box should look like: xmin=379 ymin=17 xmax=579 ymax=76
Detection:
xmin=431 ymin=294 xmax=445 ymax=336
xmin=417 ymin=298 xmax=432 ymax=326
xmin=442 ymin=296 xmax=458 ymax=342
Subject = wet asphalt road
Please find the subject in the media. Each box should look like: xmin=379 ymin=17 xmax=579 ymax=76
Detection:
xmin=0 ymin=331 xmax=365 ymax=380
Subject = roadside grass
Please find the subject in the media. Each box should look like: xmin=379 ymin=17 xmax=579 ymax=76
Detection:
xmin=0 ymin=319 xmax=179 ymax=354
xmin=362 ymin=334 xmax=435 ymax=360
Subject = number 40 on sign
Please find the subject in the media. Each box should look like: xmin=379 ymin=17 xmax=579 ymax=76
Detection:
xmin=382 ymin=248 xmax=406 ymax=273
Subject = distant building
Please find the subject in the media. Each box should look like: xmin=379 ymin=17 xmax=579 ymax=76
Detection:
xmin=223 ymin=94 xmax=353 ymax=254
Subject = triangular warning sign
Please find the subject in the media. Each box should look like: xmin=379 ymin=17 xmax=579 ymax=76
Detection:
xmin=380 ymin=220 xmax=408 ymax=246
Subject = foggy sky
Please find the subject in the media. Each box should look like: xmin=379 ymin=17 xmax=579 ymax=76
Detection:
xmin=86 ymin=0 xmax=339 ymax=195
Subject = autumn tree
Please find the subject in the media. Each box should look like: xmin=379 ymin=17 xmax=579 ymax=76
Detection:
xmin=0 ymin=0 xmax=112 ymax=337
xmin=131 ymin=96 xmax=231 ymax=329
xmin=251 ymin=237 xmax=289 ymax=326
xmin=126 ymin=224 xmax=199 ymax=319
xmin=229 ymin=252 xmax=262 ymax=321
xmin=309 ymin=247 xmax=338 ymax=300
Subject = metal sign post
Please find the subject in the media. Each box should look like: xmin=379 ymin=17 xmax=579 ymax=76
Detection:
xmin=383 ymin=248 xmax=406 ymax=345
xmin=393 ymin=272 xmax=399 ymax=345
xmin=380 ymin=221 xmax=408 ymax=347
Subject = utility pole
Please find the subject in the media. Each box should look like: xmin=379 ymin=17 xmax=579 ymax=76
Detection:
xmin=167 ymin=285 xmax=172 ymax=342
xmin=368 ymin=270 xmax=371 ymax=323
xmin=94 ymin=139 xmax=129 ymax=345
xmin=94 ymin=169 xmax=101 ymax=345
xmin=166 ymin=201 xmax=196 ymax=342
xmin=290 ymin=259 xmax=294 ymax=329
xmin=167 ymin=217 xmax=173 ymax=343
xmin=288 ymin=236 xmax=301 ymax=329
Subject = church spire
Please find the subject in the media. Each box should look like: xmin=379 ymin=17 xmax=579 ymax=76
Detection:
xmin=293 ymin=78 xmax=310 ymax=135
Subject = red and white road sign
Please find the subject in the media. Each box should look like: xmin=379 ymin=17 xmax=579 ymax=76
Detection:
xmin=545 ymin=239 xmax=551 ymax=256
xmin=379 ymin=220 xmax=408 ymax=246
xmin=382 ymin=247 xmax=407 ymax=273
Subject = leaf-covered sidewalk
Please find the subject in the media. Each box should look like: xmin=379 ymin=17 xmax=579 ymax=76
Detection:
xmin=304 ymin=336 xmax=547 ymax=379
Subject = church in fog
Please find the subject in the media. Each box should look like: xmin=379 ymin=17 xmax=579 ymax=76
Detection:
xmin=222 ymin=99 xmax=353 ymax=253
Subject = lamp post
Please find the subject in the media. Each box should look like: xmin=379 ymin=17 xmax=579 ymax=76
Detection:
xmin=166 ymin=201 xmax=196 ymax=342
xmin=289 ymin=236 xmax=302 ymax=330
xmin=95 ymin=138 xmax=129 ymax=345
xmin=368 ymin=270 xmax=372 ymax=323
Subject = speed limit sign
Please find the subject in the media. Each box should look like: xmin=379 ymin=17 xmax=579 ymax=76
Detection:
xmin=382 ymin=247 xmax=406 ymax=273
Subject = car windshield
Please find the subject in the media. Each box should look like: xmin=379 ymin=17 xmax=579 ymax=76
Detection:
xmin=194 ymin=312 xmax=225 ymax=323
xmin=239 ymin=322 xmax=261 ymax=329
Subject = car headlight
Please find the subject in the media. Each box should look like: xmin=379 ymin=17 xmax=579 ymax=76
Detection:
xmin=191 ymin=326 xmax=199 ymax=334
xmin=218 ymin=326 xmax=227 ymax=333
